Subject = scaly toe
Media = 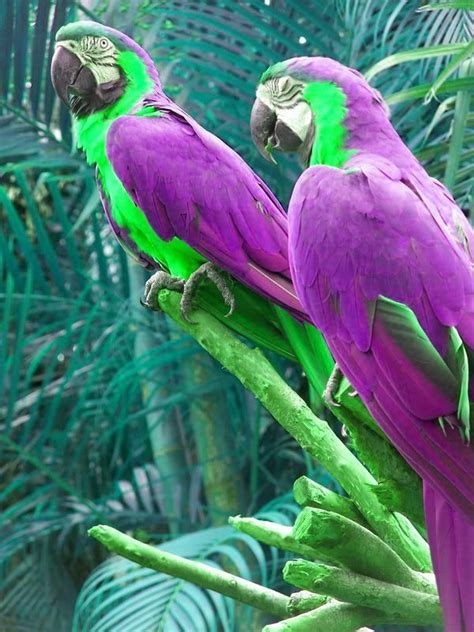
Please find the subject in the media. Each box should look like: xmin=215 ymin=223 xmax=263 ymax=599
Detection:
xmin=178 ymin=262 xmax=236 ymax=322
xmin=323 ymin=364 xmax=343 ymax=408
xmin=323 ymin=388 xmax=341 ymax=408
xmin=142 ymin=271 xmax=185 ymax=311
xmin=179 ymin=288 xmax=198 ymax=324
xmin=202 ymin=265 xmax=235 ymax=317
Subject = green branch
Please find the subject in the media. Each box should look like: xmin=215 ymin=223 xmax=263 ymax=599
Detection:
xmin=229 ymin=515 xmax=326 ymax=561
xmin=158 ymin=290 xmax=430 ymax=571
xmin=283 ymin=560 xmax=442 ymax=626
xmin=292 ymin=508 xmax=436 ymax=594
xmin=287 ymin=591 xmax=328 ymax=616
xmin=89 ymin=525 xmax=290 ymax=618
xmin=90 ymin=523 xmax=438 ymax=629
xmin=293 ymin=476 xmax=368 ymax=527
xmin=262 ymin=601 xmax=381 ymax=632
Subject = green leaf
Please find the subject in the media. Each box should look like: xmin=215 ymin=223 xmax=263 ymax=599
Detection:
xmin=365 ymin=42 xmax=467 ymax=81
xmin=418 ymin=1 xmax=474 ymax=10
xmin=386 ymin=76 xmax=474 ymax=104
xmin=425 ymin=40 xmax=474 ymax=102
xmin=444 ymin=60 xmax=474 ymax=188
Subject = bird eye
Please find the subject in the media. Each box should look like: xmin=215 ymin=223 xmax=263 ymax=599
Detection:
xmin=99 ymin=38 xmax=108 ymax=48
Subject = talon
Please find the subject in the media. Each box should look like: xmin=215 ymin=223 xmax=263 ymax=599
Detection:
xmin=323 ymin=388 xmax=341 ymax=408
xmin=142 ymin=270 xmax=185 ymax=311
xmin=323 ymin=364 xmax=343 ymax=407
xmin=180 ymin=262 xmax=235 ymax=322
xmin=179 ymin=291 xmax=198 ymax=324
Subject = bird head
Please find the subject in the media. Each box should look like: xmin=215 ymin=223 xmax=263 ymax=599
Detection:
xmin=251 ymin=57 xmax=388 ymax=166
xmin=51 ymin=21 xmax=160 ymax=118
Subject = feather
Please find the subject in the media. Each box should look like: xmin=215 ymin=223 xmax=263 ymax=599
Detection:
xmin=106 ymin=107 xmax=308 ymax=319
xmin=288 ymin=152 xmax=474 ymax=629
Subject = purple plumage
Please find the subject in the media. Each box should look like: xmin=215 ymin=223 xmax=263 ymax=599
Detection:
xmin=272 ymin=57 xmax=474 ymax=630
xmin=106 ymin=97 xmax=305 ymax=318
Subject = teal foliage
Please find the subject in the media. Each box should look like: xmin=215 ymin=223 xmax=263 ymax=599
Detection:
xmin=73 ymin=496 xmax=298 ymax=632
xmin=0 ymin=1 xmax=472 ymax=631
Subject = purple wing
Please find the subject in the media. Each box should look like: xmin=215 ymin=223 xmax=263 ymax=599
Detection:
xmin=105 ymin=109 xmax=304 ymax=317
xmin=289 ymin=157 xmax=474 ymax=626
xmin=288 ymin=157 xmax=474 ymax=514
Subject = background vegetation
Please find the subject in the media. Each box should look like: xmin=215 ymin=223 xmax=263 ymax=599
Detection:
xmin=0 ymin=0 xmax=472 ymax=630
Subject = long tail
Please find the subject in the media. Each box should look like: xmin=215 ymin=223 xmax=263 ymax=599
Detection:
xmin=275 ymin=306 xmax=334 ymax=400
xmin=196 ymin=280 xmax=334 ymax=397
xmin=424 ymin=483 xmax=474 ymax=631
xmin=197 ymin=279 xmax=296 ymax=359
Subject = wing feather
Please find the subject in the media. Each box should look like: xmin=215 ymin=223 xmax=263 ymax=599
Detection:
xmin=106 ymin=111 xmax=304 ymax=315
xmin=289 ymin=158 xmax=474 ymax=515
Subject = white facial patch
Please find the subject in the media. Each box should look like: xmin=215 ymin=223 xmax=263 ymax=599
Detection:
xmin=87 ymin=62 xmax=121 ymax=86
xmin=60 ymin=36 xmax=121 ymax=86
xmin=276 ymin=99 xmax=312 ymax=142
xmin=257 ymin=78 xmax=313 ymax=142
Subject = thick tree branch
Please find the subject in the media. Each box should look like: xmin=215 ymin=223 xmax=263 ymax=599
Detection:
xmin=283 ymin=560 xmax=442 ymax=625
xmin=292 ymin=508 xmax=436 ymax=594
xmin=262 ymin=602 xmax=381 ymax=632
xmin=89 ymin=525 xmax=290 ymax=618
xmin=157 ymin=289 xmax=430 ymax=571
xmin=293 ymin=475 xmax=368 ymax=527
xmin=229 ymin=515 xmax=325 ymax=561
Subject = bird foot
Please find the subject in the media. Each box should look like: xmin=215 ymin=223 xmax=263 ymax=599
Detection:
xmin=180 ymin=262 xmax=235 ymax=323
xmin=141 ymin=270 xmax=185 ymax=311
xmin=323 ymin=364 xmax=343 ymax=407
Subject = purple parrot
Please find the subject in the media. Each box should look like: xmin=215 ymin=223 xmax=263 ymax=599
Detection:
xmin=50 ymin=21 xmax=334 ymax=395
xmin=251 ymin=56 xmax=474 ymax=630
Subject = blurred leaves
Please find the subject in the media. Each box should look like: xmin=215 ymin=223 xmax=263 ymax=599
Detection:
xmin=1 ymin=0 xmax=472 ymax=630
xmin=73 ymin=497 xmax=298 ymax=632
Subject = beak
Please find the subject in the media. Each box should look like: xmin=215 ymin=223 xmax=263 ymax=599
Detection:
xmin=250 ymin=97 xmax=277 ymax=163
xmin=251 ymin=96 xmax=306 ymax=163
xmin=51 ymin=44 xmax=96 ymax=108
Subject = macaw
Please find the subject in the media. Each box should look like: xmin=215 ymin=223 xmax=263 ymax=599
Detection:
xmin=50 ymin=21 xmax=334 ymax=397
xmin=251 ymin=56 xmax=474 ymax=630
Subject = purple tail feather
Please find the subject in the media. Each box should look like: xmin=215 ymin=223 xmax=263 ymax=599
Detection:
xmin=424 ymin=483 xmax=474 ymax=631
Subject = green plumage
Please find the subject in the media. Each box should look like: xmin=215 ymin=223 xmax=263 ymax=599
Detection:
xmin=70 ymin=42 xmax=334 ymax=396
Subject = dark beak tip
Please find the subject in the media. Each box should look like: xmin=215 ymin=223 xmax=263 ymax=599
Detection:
xmin=250 ymin=98 xmax=277 ymax=163
xmin=50 ymin=46 xmax=84 ymax=107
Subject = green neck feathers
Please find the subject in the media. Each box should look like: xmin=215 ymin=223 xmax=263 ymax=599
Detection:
xmin=70 ymin=51 xmax=203 ymax=278
xmin=73 ymin=50 xmax=154 ymax=165
xmin=303 ymin=81 xmax=355 ymax=168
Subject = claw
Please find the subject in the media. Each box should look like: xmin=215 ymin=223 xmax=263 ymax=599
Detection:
xmin=180 ymin=262 xmax=235 ymax=323
xmin=142 ymin=270 xmax=185 ymax=311
xmin=323 ymin=364 xmax=343 ymax=408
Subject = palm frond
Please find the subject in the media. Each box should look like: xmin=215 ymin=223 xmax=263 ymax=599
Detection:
xmin=2 ymin=2 xmax=472 ymax=631
xmin=72 ymin=496 xmax=298 ymax=632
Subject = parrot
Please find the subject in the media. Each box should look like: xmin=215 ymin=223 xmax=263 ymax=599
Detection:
xmin=49 ymin=21 xmax=334 ymax=398
xmin=251 ymin=56 xmax=474 ymax=630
